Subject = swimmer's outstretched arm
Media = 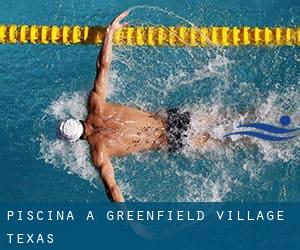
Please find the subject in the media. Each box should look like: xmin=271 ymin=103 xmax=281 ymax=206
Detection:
xmin=93 ymin=11 xmax=129 ymax=101
xmin=92 ymin=143 xmax=125 ymax=202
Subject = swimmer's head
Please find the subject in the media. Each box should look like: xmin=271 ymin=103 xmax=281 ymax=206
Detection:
xmin=57 ymin=118 xmax=84 ymax=142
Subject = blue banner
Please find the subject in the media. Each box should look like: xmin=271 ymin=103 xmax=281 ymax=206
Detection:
xmin=1 ymin=203 xmax=299 ymax=250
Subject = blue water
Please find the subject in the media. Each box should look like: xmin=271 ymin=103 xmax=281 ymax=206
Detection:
xmin=0 ymin=0 xmax=299 ymax=202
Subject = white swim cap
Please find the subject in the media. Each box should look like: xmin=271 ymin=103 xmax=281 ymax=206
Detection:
xmin=58 ymin=118 xmax=84 ymax=142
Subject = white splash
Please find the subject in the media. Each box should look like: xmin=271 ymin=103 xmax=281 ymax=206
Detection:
xmin=39 ymin=134 xmax=97 ymax=183
xmin=182 ymin=90 xmax=300 ymax=163
xmin=176 ymin=166 xmax=233 ymax=202
xmin=39 ymin=92 xmax=98 ymax=185
xmin=38 ymin=89 xmax=300 ymax=202
xmin=45 ymin=92 xmax=87 ymax=120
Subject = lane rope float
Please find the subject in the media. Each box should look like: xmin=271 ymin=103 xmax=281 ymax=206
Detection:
xmin=0 ymin=25 xmax=299 ymax=46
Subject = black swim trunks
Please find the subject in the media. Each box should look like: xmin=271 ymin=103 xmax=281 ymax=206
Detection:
xmin=166 ymin=108 xmax=191 ymax=153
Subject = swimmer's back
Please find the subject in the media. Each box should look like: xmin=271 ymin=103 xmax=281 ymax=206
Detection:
xmin=86 ymin=102 xmax=168 ymax=156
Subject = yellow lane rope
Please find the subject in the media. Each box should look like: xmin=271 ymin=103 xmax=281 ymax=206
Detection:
xmin=0 ymin=25 xmax=299 ymax=46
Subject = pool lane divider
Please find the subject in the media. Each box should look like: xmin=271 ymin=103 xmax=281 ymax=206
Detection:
xmin=0 ymin=25 xmax=299 ymax=46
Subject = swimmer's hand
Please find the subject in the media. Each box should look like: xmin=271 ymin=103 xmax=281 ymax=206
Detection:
xmin=107 ymin=10 xmax=129 ymax=33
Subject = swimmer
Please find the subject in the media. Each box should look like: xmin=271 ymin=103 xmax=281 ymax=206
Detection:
xmin=58 ymin=11 xmax=210 ymax=202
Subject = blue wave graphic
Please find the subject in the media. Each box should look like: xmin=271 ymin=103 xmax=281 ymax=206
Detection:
xmin=237 ymin=123 xmax=300 ymax=134
xmin=224 ymin=116 xmax=299 ymax=141
xmin=224 ymin=131 xmax=297 ymax=141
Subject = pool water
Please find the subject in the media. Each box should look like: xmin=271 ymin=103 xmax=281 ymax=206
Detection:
xmin=0 ymin=0 xmax=299 ymax=202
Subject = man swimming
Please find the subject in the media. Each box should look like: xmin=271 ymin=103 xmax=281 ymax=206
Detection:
xmin=58 ymin=11 xmax=210 ymax=202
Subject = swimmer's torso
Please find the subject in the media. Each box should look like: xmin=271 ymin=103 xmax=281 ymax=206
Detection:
xmin=85 ymin=92 xmax=167 ymax=156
